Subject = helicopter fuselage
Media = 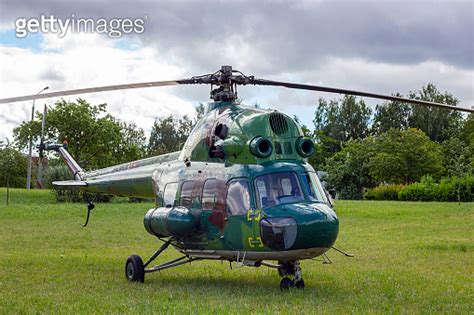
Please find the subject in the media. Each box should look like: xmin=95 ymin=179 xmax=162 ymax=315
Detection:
xmin=145 ymin=159 xmax=339 ymax=261
xmin=66 ymin=101 xmax=340 ymax=262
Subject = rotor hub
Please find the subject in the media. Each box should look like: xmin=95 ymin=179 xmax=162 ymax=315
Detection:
xmin=185 ymin=65 xmax=254 ymax=102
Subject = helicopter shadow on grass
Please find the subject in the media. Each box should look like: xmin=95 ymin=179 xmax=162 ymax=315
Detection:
xmin=139 ymin=268 xmax=347 ymax=297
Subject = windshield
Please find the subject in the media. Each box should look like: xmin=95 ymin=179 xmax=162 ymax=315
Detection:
xmin=255 ymin=172 xmax=304 ymax=208
xmin=302 ymin=172 xmax=328 ymax=204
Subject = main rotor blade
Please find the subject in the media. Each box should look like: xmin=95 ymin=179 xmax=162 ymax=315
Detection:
xmin=0 ymin=80 xmax=189 ymax=104
xmin=250 ymin=79 xmax=474 ymax=113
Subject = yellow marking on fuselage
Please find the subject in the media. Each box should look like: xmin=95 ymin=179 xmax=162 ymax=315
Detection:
xmin=247 ymin=209 xmax=261 ymax=221
xmin=248 ymin=236 xmax=264 ymax=248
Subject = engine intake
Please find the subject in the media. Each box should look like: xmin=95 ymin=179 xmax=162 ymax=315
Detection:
xmin=295 ymin=137 xmax=315 ymax=158
xmin=249 ymin=136 xmax=273 ymax=158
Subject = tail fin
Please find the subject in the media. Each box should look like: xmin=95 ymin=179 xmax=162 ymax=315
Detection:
xmin=42 ymin=142 xmax=84 ymax=180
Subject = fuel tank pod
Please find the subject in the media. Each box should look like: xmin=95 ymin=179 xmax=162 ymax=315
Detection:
xmin=144 ymin=206 xmax=197 ymax=237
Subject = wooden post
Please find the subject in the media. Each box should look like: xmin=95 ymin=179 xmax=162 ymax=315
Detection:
xmin=6 ymin=176 xmax=9 ymax=206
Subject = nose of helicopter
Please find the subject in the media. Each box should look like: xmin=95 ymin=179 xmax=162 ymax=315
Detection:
xmin=260 ymin=202 xmax=339 ymax=251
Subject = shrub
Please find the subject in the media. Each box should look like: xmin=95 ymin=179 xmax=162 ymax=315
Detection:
xmin=436 ymin=176 xmax=474 ymax=202
xmin=364 ymin=184 xmax=405 ymax=200
xmin=398 ymin=182 xmax=435 ymax=201
xmin=398 ymin=175 xmax=473 ymax=202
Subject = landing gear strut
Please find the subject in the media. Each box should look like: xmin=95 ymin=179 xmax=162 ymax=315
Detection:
xmin=125 ymin=238 xmax=201 ymax=283
xmin=278 ymin=260 xmax=305 ymax=290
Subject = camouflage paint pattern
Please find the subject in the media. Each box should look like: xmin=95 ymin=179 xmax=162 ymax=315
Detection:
xmin=60 ymin=101 xmax=339 ymax=258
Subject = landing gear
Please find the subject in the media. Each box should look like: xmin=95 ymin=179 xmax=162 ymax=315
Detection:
xmin=278 ymin=260 xmax=305 ymax=290
xmin=280 ymin=277 xmax=293 ymax=290
xmin=125 ymin=238 xmax=201 ymax=283
xmin=125 ymin=255 xmax=144 ymax=282
xmin=294 ymin=278 xmax=305 ymax=289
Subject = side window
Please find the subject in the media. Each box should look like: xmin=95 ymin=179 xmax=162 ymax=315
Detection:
xmin=226 ymin=179 xmax=251 ymax=216
xmin=202 ymin=179 xmax=217 ymax=210
xmin=180 ymin=181 xmax=194 ymax=207
xmin=302 ymin=172 xmax=328 ymax=203
xmin=163 ymin=182 xmax=178 ymax=207
xmin=256 ymin=179 xmax=267 ymax=208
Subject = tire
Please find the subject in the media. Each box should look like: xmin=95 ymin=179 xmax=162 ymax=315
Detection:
xmin=294 ymin=278 xmax=305 ymax=289
xmin=125 ymin=255 xmax=145 ymax=283
xmin=280 ymin=277 xmax=293 ymax=290
xmin=278 ymin=260 xmax=295 ymax=277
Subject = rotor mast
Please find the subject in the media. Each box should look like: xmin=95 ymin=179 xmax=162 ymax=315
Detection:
xmin=184 ymin=65 xmax=254 ymax=102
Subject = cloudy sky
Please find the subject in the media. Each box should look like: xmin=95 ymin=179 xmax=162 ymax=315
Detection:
xmin=0 ymin=0 xmax=472 ymax=147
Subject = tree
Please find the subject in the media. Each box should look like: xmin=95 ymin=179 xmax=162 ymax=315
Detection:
xmin=0 ymin=141 xmax=27 ymax=188
xmin=313 ymin=95 xmax=372 ymax=164
xmin=369 ymin=128 xmax=444 ymax=184
xmin=147 ymin=115 xmax=194 ymax=156
xmin=464 ymin=114 xmax=474 ymax=171
xmin=372 ymin=96 xmax=411 ymax=135
xmin=13 ymin=99 xmax=146 ymax=170
xmin=441 ymin=137 xmax=471 ymax=177
xmin=324 ymin=128 xmax=445 ymax=199
xmin=460 ymin=114 xmax=474 ymax=144
xmin=147 ymin=105 xmax=206 ymax=156
xmin=408 ymin=83 xmax=463 ymax=143
xmin=324 ymin=137 xmax=376 ymax=199
xmin=117 ymin=122 xmax=146 ymax=162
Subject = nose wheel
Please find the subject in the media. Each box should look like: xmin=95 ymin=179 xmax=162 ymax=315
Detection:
xmin=278 ymin=260 xmax=305 ymax=290
xmin=125 ymin=255 xmax=145 ymax=282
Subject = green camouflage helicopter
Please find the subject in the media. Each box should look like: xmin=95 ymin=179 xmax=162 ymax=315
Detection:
xmin=1 ymin=66 xmax=472 ymax=289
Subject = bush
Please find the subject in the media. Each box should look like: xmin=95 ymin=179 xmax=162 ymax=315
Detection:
xmin=364 ymin=184 xmax=405 ymax=200
xmin=436 ymin=176 xmax=474 ymax=202
xmin=398 ymin=175 xmax=473 ymax=202
xmin=0 ymin=146 xmax=27 ymax=188
xmin=44 ymin=165 xmax=113 ymax=203
xmin=398 ymin=182 xmax=435 ymax=201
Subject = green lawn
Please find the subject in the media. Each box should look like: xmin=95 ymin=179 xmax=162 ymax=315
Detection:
xmin=0 ymin=188 xmax=472 ymax=314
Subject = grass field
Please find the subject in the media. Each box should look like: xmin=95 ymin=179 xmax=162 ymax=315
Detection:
xmin=0 ymin=188 xmax=472 ymax=314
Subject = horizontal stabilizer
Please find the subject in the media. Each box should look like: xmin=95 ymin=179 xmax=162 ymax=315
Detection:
xmin=52 ymin=180 xmax=88 ymax=187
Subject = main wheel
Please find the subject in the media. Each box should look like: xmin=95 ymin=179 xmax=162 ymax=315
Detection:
xmin=278 ymin=261 xmax=296 ymax=277
xmin=125 ymin=255 xmax=145 ymax=283
xmin=294 ymin=278 xmax=305 ymax=289
xmin=280 ymin=277 xmax=293 ymax=290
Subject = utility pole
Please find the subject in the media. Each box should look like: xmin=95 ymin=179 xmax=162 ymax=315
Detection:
xmin=26 ymin=86 xmax=49 ymax=190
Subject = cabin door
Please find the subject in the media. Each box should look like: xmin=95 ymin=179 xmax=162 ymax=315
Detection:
xmin=224 ymin=178 xmax=262 ymax=251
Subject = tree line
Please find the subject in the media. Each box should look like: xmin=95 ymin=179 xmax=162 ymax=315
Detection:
xmin=304 ymin=83 xmax=472 ymax=199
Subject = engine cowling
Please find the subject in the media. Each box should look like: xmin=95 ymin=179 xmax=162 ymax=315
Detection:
xmin=144 ymin=206 xmax=197 ymax=237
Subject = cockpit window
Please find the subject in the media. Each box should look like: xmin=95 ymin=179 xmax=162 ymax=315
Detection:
xmin=255 ymin=172 xmax=304 ymax=208
xmin=302 ymin=172 xmax=328 ymax=203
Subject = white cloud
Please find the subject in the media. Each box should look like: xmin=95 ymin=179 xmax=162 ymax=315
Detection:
xmin=236 ymin=57 xmax=474 ymax=128
xmin=0 ymin=32 xmax=472 ymax=150
xmin=0 ymin=32 xmax=196 ymax=149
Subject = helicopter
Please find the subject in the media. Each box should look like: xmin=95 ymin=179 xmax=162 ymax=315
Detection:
xmin=1 ymin=66 xmax=472 ymax=289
